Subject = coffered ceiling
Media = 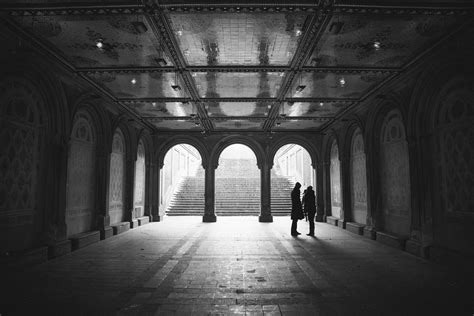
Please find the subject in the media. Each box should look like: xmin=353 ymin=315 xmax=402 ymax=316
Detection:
xmin=1 ymin=0 xmax=472 ymax=132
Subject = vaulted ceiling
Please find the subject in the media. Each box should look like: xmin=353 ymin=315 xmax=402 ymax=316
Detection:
xmin=2 ymin=1 xmax=472 ymax=133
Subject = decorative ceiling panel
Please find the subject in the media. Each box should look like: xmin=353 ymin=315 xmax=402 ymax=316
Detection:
xmin=273 ymin=119 xmax=328 ymax=130
xmin=87 ymin=72 xmax=187 ymax=98
xmin=287 ymin=72 xmax=389 ymax=99
xmin=15 ymin=15 xmax=172 ymax=67
xmin=306 ymin=14 xmax=460 ymax=68
xmin=148 ymin=119 xmax=202 ymax=130
xmin=194 ymin=72 xmax=283 ymax=98
xmin=283 ymin=101 xmax=352 ymax=117
xmin=206 ymin=101 xmax=271 ymax=117
xmin=125 ymin=101 xmax=195 ymax=117
xmin=212 ymin=119 xmax=264 ymax=130
xmin=168 ymin=12 xmax=309 ymax=66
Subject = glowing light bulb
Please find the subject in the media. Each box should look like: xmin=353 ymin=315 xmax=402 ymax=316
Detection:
xmin=177 ymin=30 xmax=183 ymax=36
xmin=96 ymin=40 xmax=104 ymax=49
xmin=131 ymin=78 xmax=137 ymax=85
xmin=295 ymin=30 xmax=302 ymax=36
xmin=339 ymin=78 xmax=345 ymax=87
xmin=373 ymin=41 xmax=381 ymax=50
xmin=319 ymin=102 xmax=324 ymax=107
xmin=152 ymin=102 xmax=156 ymax=107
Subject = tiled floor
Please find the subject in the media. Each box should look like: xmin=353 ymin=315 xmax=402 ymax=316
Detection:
xmin=0 ymin=217 xmax=471 ymax=315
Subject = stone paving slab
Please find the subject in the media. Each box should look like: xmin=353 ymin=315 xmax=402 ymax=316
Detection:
xmin=0 ymin=217 xmax=471 ymax=315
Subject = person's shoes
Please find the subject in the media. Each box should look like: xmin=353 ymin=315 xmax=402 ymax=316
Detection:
xmin=306 ymin=233 xmax=314 ymax=236
xmin=291 ymin=233 xmax=298 ymax=236
xmin=296 ymin=232 xmax=301 ymax=235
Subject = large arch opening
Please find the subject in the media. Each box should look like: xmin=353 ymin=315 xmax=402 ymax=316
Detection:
xmin=162 ymin=144 xmax=204 ymax=216
xmin=215 ymin=144 xmax=260 ymax=216
xmin=272 ymin=144 xmax=314 ymax=216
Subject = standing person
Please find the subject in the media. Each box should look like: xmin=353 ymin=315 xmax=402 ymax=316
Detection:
xmin=291 ymin=182 xmax=303 ymax=236
xmin=302 ymin=186 xmax=316 ymax=236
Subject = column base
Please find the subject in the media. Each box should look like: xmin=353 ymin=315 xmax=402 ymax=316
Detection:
xmin=203 ymin=214 xmax=217 ymax=222
xmin=259 ymin=214 xmax=273 ymax=222
xmin=151 ymin=215 xmax=162 ymax=222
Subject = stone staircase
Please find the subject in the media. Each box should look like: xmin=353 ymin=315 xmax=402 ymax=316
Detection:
xmin=166 ymin=159 xmax=295 ymax=216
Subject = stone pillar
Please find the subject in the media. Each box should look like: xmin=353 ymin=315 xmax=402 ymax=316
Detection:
xmin=316 ymin=163 xmax=325 ymax=222
xmin=126 ymin=157 xmax=138 ymax=227
xmin=322 ymin=161 xmax=331 ymax=221
xmin=150 ymin=162 xmax=161 ymax=222
xmin=259 ymin=163 xmax=273 ymax=222
xmin=339 ymin=155 xmax=351 ymax=228
xmin=364 ymin=145 xmax=378 ymax=239
xmin=97 ymin=149 xmax=112 ymax=239
xmin=203 ymin=164 xmax=217 ymax=222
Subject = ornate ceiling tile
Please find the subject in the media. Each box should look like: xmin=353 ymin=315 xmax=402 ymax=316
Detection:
xmin=147 ymin=119 xmax=203 ymax=130
xmin=212 ymin=119 xmax=264 ymax=130
xmin=193 ymin=72 xmax=283 ymax=98
xmin=273 ymin=118 xmax=329 ymax=130
xmin=282 ymin=101 xmax=351 ymax=117
xmin=168 ymin=12 xmax=310 ymax=66
xmin=287 ymin=72 xmax=389 ymax=99
xmin=125 ymin=101 xmax=196 ymax=117
xmin=87 ymin=72 xmax=188 ymax=98
xmin=14 ymin=14 xmax=172 ymax=68
xmin=205 ymin=101 xmax=271 ymax=117
xmin=306 ymin=14 xmax=461 ymax=68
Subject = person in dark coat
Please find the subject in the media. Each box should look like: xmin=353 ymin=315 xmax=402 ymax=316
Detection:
xmin=302 ymin=186 xmax=316 ymax=236
xmin=291 ymin=182 xmax=303 ymax=236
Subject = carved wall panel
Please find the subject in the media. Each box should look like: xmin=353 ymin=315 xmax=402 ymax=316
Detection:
xmin=133 ymin=141 xmax=146 ymax=218
xmin=108 ymin=130 xmax=125 ymax=225
xmin=65 ymin=112 xmax=96 ymax=236
xmin=0 ymin=80 xmax=44 ymax=251
xmin=330 ymin=140 xmax=341 ymax=218
xmin=350 ymin=128 xmax=368 ymax=224
xmin=380 ymin=110 xmax=411 ymax=237
xmin=433 ymin=89 xmax=474 ymax=253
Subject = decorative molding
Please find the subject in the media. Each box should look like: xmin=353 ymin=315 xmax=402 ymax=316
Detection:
xmin=301 ymin=67 xmax=401 ymax=74
xmin=76 ymin=67 xmax=176 ymax=74
xmin=333 ymin=5 xmax=473 ymax=16
xmin=187 ymin=66 xmax=289 ymax=72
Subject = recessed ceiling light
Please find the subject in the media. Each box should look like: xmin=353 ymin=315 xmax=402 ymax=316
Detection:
xmin=177 ymin=30 xmax=183 ymax=36
xmin=267 ymin=105 xmax=272 ymax=109
xmin=195 ymin=121 xmax=200 ymax=126
xmin=152 ymin=102 xmax=156 ymax=107
xmin=183 ymin=49 xmax=190 ymax=56
xmin=295 ymin=29 xmax=302 ymax=36
xmin=192 ymin=72 xmax=198 ymax=77
xmin=276 ymin=122 xmax=281 ymax=126
xmin=131 ymin=78 xmax=137 ymax=85
xmin=279 ymin=72 xmax=285 ymax=77
xmin=373 ymin=41 xmax=381 ymax=50
xmin=329 ymin=22 xmax=344 ymax=35
xmin=319 ymin=102 xmax=324 ymax=107
xmin=264 ymin=112 xmax=268 ymax=115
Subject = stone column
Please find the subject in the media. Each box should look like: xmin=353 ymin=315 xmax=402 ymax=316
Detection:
xmin=97 ymin=149 xmax=112 ymax=239
xmin=126 ymin=157 xmax=138 ymax=228
xmin=364 ymin=145 xmax=378 ymax=239
xmin=150 ymin=162 xmax=161 ymax=222
xmin=203 ymin=164 xmax=217 ymax=222
xmin=259 ymin=163 xmax=273 ymax=222
xmin=339 ymin=155 xmax=351 ymax=228
xmin=316 ymin=163 xmax=325 ymax=222
xmin=322 ymin=161 xmax=331 ymax=221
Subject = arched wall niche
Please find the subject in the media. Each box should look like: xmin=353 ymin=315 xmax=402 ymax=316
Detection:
xmin=108 ymin=128 xmax=126 ymax=225
xmin=133 ymin=139 xmax=147 ymax=218
xmin=210 ymin=135 xmax=264 ymax=170
xmin=0 ymin=75 xmax=54 ymax=252
xmin=379 ymin=109 xmax=411 ymax=237
xmin=329 ymin=138 xmax=342 ymax=219
xmin=349 ymin=127 xmax=368 ymax=225
xmin=65 ymin=110 xmax=97 ymax=236
xmin=156 ymin=135 xmax=208 ymax=169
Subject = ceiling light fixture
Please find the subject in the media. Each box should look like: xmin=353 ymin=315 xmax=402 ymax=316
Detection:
xmin=195 ymin=122 xmax=200 ymax=126
xmin=132 ymin=21 xmax=148 ymax=34
xmin=319 ymin=102 xmax=324 ymax=107
xmin=183 ymin=49 xmax=190 ymax=56
xmin=296 ymin=85 xmax=306 ymax=93
xmin=177 ymin=30 xmax=183 ymax=36
xmin=192 ymin=72 xmax=198 ymax=77
xmin=96 ymin=39 xmax=104 ymax=49
xmin=267 ymin=105 xmax=272 ymax=109
xmin=276 ymin=122 xmax=281 ymax=126
xmin=154 ymin=57 xmax=167 ymax=66
xmin=295 ymin=29 xmax=302 ymax=36
xmin=373 ymin=41 xmax=381 ymax=50
xmin=131 ymin=78 xmax=137 ymax=85
xmin=152 ymin=102 xmax=156 ymax=107
xmin=339 ymin=77 xmax=346 ymax=87
xmin=279 ymin=72 xmax=285 ymax=77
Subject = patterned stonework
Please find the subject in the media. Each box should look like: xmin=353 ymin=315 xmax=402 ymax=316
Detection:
xmin=109 ymin=130 xmax=125 ymax=224
xmin=350 ymin=129 xmax=368 ymax=224
xmin=65 ymin=112 xmax=96 ymax=236
xmin=380 ymin=110 xmax=411 ymax=236
xmin=436 ymin=90 xmax=474 ymax=214
xmin=134 ymin=141 xmax=146 ymax=218
xmin=330 ymin=140 xmax=341 ymax=218
xmin=0 ymin=81 xmax=43 ymax=228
